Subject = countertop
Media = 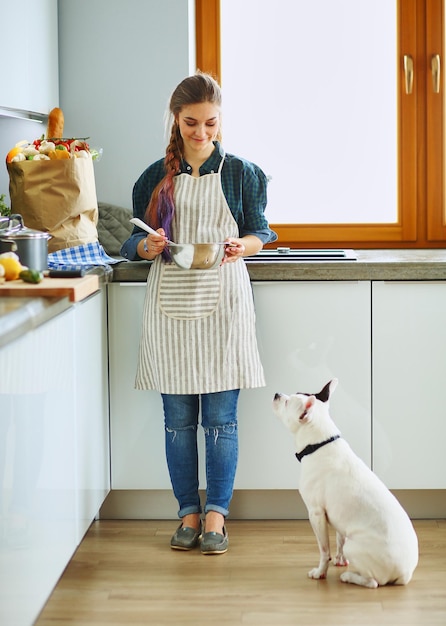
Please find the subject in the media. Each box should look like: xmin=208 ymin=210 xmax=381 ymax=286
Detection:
xmin=112 ymin=249 xmax=446 ymax=282
xmin=1 ymin=249 xmax=446 ymax=349
xmin=0 ymin=267 xmax=107 ymax=349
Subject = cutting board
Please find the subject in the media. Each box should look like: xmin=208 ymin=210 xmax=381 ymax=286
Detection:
xmin=0 ymin=274 xmax=99 ymax=302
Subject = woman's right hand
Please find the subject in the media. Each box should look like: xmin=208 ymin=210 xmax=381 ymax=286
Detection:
xmin=140 ymin=227 xmax=167 ymax=259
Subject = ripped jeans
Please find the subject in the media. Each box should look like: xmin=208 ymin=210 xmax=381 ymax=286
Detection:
xmin=161 ymin=389 xmax=240 ymax=519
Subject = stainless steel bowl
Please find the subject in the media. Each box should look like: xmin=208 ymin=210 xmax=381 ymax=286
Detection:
xmin=169 ymin=242 xmax=226 ymax=270
xmin=129 ymin=218 xmax=227 ymax=270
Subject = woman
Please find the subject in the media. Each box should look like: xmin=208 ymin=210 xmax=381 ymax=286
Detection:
xmin=121 ymin=72 xmax=277 ymax=554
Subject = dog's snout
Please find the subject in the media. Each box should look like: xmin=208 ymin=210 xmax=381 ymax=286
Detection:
xmin=274 ymin=393 xmax=282 ymax=400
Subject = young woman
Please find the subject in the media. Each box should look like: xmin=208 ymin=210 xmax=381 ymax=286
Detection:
xmin=121 ymin=72 xmax=277 ymax=554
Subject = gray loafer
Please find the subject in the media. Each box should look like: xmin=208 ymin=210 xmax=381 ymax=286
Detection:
xmin=170 ymin=522 xmax=202 ymax=550
xmin=201 ymin=526 xmax=228 ymax=555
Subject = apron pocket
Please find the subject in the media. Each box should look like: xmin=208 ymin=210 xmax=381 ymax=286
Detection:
xmin=158 ymin=264 xmax=221 ymax=320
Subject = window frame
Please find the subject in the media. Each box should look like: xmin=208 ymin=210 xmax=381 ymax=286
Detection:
xmin=196 ymin=0 xmax=445 ymax=248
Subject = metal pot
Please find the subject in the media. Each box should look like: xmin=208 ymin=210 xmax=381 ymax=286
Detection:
xmin=0 ymin=214 xmax=51 ymax=271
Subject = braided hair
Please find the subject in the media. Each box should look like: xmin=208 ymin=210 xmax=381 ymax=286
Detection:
xmin=144 ymin=72 xmax=222 ymax=254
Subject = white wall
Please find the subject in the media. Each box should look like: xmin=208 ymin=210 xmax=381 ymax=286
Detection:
xmin=0 ymin=118 xmax=45 ymax=208
xmin=58 ymin=0 xmax=195 ymax=210
xmin=0 ymin=0 xmax=194 ymax=212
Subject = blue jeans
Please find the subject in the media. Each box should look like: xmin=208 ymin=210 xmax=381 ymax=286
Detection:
xmin=161 ymin=389 xmax=240 ymax=519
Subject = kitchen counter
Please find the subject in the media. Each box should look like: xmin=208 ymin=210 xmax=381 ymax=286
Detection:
xmin=0 ymin=267 xmax=108 ymax=348
xmin=111 ymin=249 xmax=446 ymax=282
xmin=2 ymin=250 xmax=446 ymax=349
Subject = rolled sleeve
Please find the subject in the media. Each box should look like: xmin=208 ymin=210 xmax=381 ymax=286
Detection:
xmin=240 ymin=162 xmax=277 ymax=244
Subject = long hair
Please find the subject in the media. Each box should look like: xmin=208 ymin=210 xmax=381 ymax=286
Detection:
xmin=144 ymin=72 xmax=222 ymax=251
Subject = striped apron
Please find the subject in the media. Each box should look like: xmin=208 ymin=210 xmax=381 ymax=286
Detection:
xmin=135 ymin=155 xmax=265 ymax=394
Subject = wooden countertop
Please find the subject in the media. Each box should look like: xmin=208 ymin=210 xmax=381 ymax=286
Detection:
xmin=0 ymin=273 xmax=99 ymax=301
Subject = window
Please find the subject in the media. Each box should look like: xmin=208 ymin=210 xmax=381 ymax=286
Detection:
xmin=195 ymin=0 xmax=445 ymax=248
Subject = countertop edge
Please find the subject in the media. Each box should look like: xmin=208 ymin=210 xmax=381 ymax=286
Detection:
xmin=0 ymin=296 xmax=72 ymax=349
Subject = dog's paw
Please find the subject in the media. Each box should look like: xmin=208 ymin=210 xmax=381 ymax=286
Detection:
xmin=333 ymin=554 xmax=349 ymax=567
xmin=308 ymin=568 xmax=327 ymax=580
xmin=340 ymin=571 xmax=379 ymax=588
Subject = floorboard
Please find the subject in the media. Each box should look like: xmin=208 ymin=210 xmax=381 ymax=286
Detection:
xmin=36 ymin=519 xmax=446 ymax=626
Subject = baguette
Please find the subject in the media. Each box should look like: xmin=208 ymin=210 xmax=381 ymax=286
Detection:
xmin=47 ymin=107 xmax=64 ymax=139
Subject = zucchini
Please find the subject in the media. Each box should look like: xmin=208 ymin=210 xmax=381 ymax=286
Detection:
xmin=19 ymin=269 xmax=44 ymax=284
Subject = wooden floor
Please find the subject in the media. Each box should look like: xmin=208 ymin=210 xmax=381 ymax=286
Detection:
xmin=36 ymin=519 xmax=446 ymax=626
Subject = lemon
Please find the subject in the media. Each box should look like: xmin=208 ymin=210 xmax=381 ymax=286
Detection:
xmin=0 ymin=257 xmax=23 ymax=281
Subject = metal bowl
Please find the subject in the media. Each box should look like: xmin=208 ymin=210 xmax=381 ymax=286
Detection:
xmin=169 ymin=242 xmax=226 ymax=270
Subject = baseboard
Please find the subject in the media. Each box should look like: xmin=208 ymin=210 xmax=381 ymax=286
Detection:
xmin=99 ymin=489 xmax=446 ymax=520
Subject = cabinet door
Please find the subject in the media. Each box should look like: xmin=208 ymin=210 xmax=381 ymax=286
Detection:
xmin=108 ymin=283 xmax=172 ymax=489
xmin=73 ymin=289 xmax=110 ymax=539
xmin=372 ymin=281 xmax=446 ymax=488
xmin=0 ymin=308 xmax=77 ymax=626
xmin=0 ymin=0 xmax=59 ymax=113
xmin=236 ymin=281 xmax=372 ymax=488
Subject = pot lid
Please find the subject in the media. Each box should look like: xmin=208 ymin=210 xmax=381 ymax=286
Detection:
xmin=0 ymin=214 xmax=51 ymax=240
xmin=2 ymin=227 xmax=51 ymax=240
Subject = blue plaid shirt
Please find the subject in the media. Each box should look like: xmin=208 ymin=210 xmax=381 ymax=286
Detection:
xmin=120 ymin=142 xmax=277 ymax=260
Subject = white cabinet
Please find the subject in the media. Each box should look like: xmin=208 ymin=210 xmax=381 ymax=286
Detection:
xmin=108 ymin=280 xmax=372 ymax=490
xmin=108 ymin=283 xmax=170 ymax=489
xmin=236 ymin=281 xmax=372 ymax=488
xmin=0 ymin=289 xmax=109 ymax=626
xmin=0 ymin=307 xmax=76 ymax=626
xmin=0 ymin=0 xmax=59 ymax=114
xmin=73 ymin=290 xmax=110 ymax=540
xmin=372 ymin=281 xmax=446 ymax=488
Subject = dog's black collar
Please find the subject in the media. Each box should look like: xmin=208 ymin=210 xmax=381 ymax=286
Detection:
xmin=295 ymin=435 xmax=341 ymax=462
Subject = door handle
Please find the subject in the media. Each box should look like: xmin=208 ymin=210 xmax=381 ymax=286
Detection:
xmin=431 ymin=54 xmax=440 ymax=93
xmin=403 ymin=54 xmax=413 ymax=94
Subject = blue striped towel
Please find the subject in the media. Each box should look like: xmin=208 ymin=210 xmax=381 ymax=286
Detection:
xmin=47 ymin=241 xmax=124 ymax=271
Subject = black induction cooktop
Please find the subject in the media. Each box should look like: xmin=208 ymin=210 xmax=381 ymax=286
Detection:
xmin=245 ymin=248 xmax=357 ymax=262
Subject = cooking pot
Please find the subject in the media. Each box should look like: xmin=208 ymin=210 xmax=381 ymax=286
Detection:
xmin=0 ymin=214 xmax=51 ymax=271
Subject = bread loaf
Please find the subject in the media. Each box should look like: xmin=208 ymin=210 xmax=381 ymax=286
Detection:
xmin=47 ymin=107 xmax=64 ymax=139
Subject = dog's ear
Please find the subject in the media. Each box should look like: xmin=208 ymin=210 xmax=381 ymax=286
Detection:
xmin=329 ymin=378 xmax=338 ymax=395
xmin=316 ymin=378 xmax=338 ymax=403
xmin=306 ymin=396 xmax=316 ymax=409
xmin=300 ymin=395 xmax=316 ymax=421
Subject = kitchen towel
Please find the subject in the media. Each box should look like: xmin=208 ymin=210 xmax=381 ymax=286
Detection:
xmin=47 ymin=241 xmax=123 ymax=271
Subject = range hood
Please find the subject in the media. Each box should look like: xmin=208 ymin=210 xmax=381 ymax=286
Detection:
xmin=0 ymin=107 xmax=46 ymax=123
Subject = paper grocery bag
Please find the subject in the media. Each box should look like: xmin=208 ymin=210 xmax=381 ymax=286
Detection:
xmin=7 ymin=158 xmax=98 ymax=253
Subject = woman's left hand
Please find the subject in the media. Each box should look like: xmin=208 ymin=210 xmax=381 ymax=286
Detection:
xmin=222 ymin=235 xmax=263 ymax=263
xmin=222 ymin=238 xmax=245 ymax=263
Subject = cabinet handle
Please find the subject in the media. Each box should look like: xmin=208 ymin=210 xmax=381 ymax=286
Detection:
xmin=403 ymin=54 xmax=414 ymax=94
xmin=431 ymin=54 xmax=440 ymax=93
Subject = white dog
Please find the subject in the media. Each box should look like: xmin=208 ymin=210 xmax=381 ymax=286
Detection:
xmin=273 ymin=378 xmax=418 ymax=588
